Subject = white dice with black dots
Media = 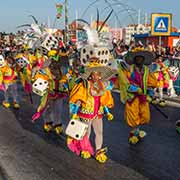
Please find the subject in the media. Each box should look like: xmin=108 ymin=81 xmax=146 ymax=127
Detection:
xmin=41 ymin=34 xmax=59 ymax=51
xmin=0 ymin=55 xmax=6 ymax=68
xmin=17 ymin=57 xmax=29 ymax=69
xmin=54 ymin=35 xmax=61 ymax=41
xmin=65 ymin=119 xmax=89 ymax=140
xmin=108 ymin=59 xmax=119 ymax=71
xmin=80 ymin=45 xmax=110 ymax=66
xmin=32 ymin=78 xmax=49 ymax=96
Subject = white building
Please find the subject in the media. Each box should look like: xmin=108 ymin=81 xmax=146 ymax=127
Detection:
xmin=125 ymin=24 xmax=151 ymax=44
xmin=110 ymin=28 xmax=125 ymax=41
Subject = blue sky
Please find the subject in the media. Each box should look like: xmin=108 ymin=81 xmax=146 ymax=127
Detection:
xmin=0 ymin=0 xmax=180 ymax=32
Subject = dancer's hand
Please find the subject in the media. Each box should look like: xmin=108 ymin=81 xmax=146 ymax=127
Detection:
xmin=72 ymin=114 xmax=79 ymax=120
xmin=107 ymin=113 xmax=113 ymax=121
xmin=137 ymin=88 xmax=143 ymax=95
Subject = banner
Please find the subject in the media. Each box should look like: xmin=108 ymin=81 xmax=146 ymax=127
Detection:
xmin=56 ymin=3 xmax=63 ymax=19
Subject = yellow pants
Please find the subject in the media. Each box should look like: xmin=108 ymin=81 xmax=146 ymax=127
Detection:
xmin=125 ymin=98 xmax=150 ymax=128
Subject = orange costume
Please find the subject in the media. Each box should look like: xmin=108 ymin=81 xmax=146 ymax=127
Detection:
xmin=70 ymin=82 xmax=114 ymax=120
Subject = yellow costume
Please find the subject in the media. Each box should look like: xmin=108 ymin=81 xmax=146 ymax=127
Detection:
xmin=0 ymin=64 xmax=19 ymax=109
xmin=124 ymin=66 xmax=157 ymax=127
xmin=118 ymin=49 xmax=157 ymax=144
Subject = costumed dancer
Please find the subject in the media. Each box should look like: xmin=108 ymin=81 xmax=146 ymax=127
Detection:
xmin=32 ymin=49 xmax=72 ymax=135
xmin=0 ymin=54 xmax=20 ymax=109
xmin=117 ymin=48 xmax=157 ymax=144
xmin=151 ymin=55 xmax=170 ymax=107
xmin=15 ymin=47 xmax=36 ymax=97
xmin=67 ymin=44 xmax=115 ymax=163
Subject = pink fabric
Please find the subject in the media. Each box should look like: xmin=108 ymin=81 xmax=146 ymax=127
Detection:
xmin=164 ymin=82 xmax=169 ymax=88
xmin=35 ymin=57 xmax=44 ymax=69
xmin=130 ymin=70 xmax=147 ymax=104
xmin=32 ymin=109 xmax=44 ymax=122
xmin=0 ymin=84 xmax=5 ymax=92
xmin=67 ymin=134 xmax=94 ymax=156
xmin=111 ymin=77 xmax=117 ymax=84
xmin=24 ymin=81 xmax=32 ymax=93
xmin=158 ymin=72 xmax=164 ymax=81
xmin=78 ymin=96 xmax=103 ymax=120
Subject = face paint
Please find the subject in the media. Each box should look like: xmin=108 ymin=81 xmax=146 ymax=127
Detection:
xmin=90 ymin=71 xmax=102 ymax=82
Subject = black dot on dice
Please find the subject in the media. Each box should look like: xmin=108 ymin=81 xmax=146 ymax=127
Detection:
xmin=82 ymin=59 xmax=86 ymax=64
xmin=90 ymin=50 xmax=93 ymax=55
xmin=75 ymin=134 xmax=79 ymax=138
xmin=83 ymin=49 xmax=86 ymax=54
xmin=39 ymin=82 xmax=42 ymax=85
xmin=71 ymin=121 xmax=75 ymax=125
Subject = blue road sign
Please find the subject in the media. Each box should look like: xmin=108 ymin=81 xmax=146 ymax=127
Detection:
xmin=154 ymin=17 xmax=168 ymax=33
xmin=151 ymin=13 xmax=172 ymax=36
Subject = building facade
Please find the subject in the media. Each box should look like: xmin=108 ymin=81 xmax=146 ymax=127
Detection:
xmin=125 ymin=24 xmax=151 ymax=44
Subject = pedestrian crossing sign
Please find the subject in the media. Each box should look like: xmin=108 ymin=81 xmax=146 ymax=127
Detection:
xmin=151 ymin=13 xmax=172 ymax=36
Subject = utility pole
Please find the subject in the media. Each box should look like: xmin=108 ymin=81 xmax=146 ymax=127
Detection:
xmin=145 ymin=13 xmax=148 ymax=26
xmin=138 ymin=9 xmax=141 ymax=25
xmin=65 ymin=0 xmax=68 ymax=44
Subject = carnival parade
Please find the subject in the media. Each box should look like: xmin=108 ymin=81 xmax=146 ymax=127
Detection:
xmin=0 ymin=0 xmax=180 ymax=179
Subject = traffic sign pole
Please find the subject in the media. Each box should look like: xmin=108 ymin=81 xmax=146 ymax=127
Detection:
xmin=159 ymin=36 xmax=162 ymax=55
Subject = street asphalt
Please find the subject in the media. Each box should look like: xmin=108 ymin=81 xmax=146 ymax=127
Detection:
xmin=0 ymin=89 xmax=180 ymax=180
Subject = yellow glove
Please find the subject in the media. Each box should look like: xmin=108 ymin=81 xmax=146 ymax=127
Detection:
xmin=137 ymin=88 xmax=143 ymax=95
xmin=107 ymin=113 xmax=114 ymax=121
xmin=71 ymin=114 xmax=79 ymax=120
xmin=146 ymin=95 xmax=152 ymax=103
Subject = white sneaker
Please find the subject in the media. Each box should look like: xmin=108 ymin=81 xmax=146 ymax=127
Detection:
xmin=170 ymin=94 xmax=178 ymax=98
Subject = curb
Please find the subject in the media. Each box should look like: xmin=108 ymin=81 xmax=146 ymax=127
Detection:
xmin=162 ymin=94 xmax=180 ymax=103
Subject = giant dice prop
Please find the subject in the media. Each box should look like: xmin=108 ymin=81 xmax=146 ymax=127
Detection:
xmin=80 ymin=45 xmax=110 ymax=66
xmin=32 ymin=78 xmax=49 ymax=96
xmin=16 ymin=57 xmax=29 ymax=69
xmin=41 ymin=34 xmax=58 ymax=51
xmin=65 ymin=119 xmax=89 ymax=140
